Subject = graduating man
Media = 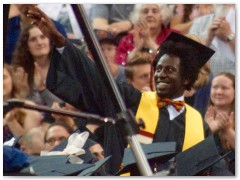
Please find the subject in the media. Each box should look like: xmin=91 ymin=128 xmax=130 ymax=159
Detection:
xmin=26 ymin=6 xmax=232 ymax=176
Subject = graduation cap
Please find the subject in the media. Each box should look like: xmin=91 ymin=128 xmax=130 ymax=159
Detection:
xmin=175 ymin=135 xmax=232 ymax=176
xmin=20 ymin=155 xmax=92 ymax=176
xmin=118 ymin=142 xmax=177 ymax=175
xmin=78 ymin=156 xmax=111 ymax=176
xmin=20 ymin=154 xmax=111 ymax=176
xmin=153 ymin=32 xmax=215 ymax=69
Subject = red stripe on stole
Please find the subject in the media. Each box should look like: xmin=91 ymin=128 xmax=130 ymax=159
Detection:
xmin=139 ymin=130 xmax=154 ymax=138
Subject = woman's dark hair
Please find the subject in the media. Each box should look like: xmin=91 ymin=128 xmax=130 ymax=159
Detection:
xmin=12 ymin=24 xmax=53 ymax=88
xmin=183 ymin=4 xmax=194 ymax=22
xmin=152 ymin=40 xmax=199 ymax=91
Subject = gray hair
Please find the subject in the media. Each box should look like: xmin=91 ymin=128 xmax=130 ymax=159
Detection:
xmin=129 ymin=4 xmax=175 ymax=27
xmin=213 ymin=4 xmax=234 ymax=18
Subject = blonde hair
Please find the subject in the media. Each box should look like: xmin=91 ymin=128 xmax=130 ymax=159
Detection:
xmin=125 ymin=52 xmax=152 ymax=80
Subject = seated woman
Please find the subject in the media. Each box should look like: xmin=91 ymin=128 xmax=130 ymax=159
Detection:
xmin=205 ymin=72 xmax=235 ymax=174
xmin=115 ymin=4 xmax=176 ymax=66
xmin=12 ymin=24 xmax=63 ymax=106
xmin=3 ymin=63 xmax=29 ymax=103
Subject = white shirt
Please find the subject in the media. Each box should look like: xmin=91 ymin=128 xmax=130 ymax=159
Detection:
xmin=166 ymin=96 xmax=185 ymax=121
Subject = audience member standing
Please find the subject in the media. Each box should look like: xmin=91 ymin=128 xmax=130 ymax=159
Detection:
xmin=170 ymin=4 xmax=213 ymax=34
xmin=189 ymin=4 xmax=235 ymax=76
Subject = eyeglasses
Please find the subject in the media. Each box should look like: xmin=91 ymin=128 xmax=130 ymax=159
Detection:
xmin=45 ymin=136 xmax=66 ymax=146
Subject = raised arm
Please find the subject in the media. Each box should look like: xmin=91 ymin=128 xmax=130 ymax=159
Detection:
xmin=26 ymin=6 xmax=141 ymax=115
xmin=26 ymin=6 xmax=109 ymax=115
xmin=26 ymin=5 xmax=66 ymax=48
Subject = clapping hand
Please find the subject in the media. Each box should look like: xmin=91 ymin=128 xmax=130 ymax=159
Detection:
xmin=214 ymin=18 xmax=232 ymax=41
xmin=33 ymin=62 xmax=46 ymax=92
xmin=205 ymin=106 xmax=229 ymax=133
xmin=12 ymin=67 xmax=30 ymax=98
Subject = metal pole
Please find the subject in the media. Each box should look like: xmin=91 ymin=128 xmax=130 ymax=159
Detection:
xmin=4 ymin=99 xmax=116 ymax=124
xmin=71 ymin=4 xmax=153 ymax=176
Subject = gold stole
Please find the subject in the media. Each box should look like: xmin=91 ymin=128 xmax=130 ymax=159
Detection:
xmin=136 ymin=91 xmax=204 ymax=151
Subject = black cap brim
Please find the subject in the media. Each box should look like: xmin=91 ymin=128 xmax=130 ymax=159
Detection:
xmin=175 ymin=135 xmax=230 ymax=176
xmin=78 ymin=156 xmax=111 ymax=176
xmin=20 ymin=155 xmax=93 ymax=175
xmin=20 ymin=154 xmax=111 ymax=176
xmin=118 ymin=142 xmax=176 ymax=175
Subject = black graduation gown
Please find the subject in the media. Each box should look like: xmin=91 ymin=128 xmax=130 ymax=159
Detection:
xmin=153 ymin=107 xmax=211 ymax=152
xmin=46 ymin=40 xmax=141 ymax=175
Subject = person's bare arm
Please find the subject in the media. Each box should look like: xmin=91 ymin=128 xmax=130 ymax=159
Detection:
xmin=4 ymin=109 xmax=26 ymax=137
xmin=92 ymin=18 xmax=132 ymax=36
xmin=170 ymin=15 xmax=193 ymax=34
xmin=214 ymin=19 xmax=235 ymax=53
xmin=202 ymin=17 xmax=221 ymax=46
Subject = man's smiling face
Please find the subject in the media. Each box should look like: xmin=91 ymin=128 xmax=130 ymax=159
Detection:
xmin=154 ymin=54 xmax=186 ymax=99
